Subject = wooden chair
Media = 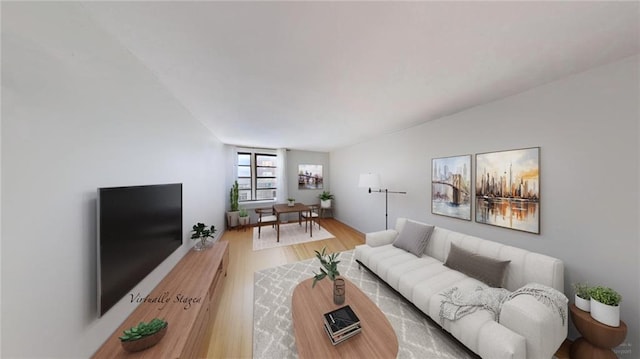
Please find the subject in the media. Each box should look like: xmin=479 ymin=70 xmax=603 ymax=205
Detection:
xmin=301 ymin=204 xmax=321 ymax=232
xmin=255 ymin=207 xmax=277 ymax=239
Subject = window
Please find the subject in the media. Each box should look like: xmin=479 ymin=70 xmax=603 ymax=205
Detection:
xmin=237 ymin=151 xmax=277 ymax=202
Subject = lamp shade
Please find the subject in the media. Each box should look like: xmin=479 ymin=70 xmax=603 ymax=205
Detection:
xmin=358 ymin=173 xmax=381 ymax=189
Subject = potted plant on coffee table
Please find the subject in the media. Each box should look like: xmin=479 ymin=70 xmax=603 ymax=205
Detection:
xmin=572 ymin=282 xmax=591 ymax=312
xmin=119 ymin=318 xmax=168 ymax=352
xmin=589 ymin=285 xmax=622 ymax=327
xmin=287 ymin=198 xmax=296 ymax=206
xmin=190 ymin=222 xmax=216 ymax=251
xmin=312 ymin=247 xmax=344 ymax=304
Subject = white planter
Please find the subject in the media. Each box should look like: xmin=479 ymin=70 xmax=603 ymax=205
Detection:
xmin=575 ymin=295 xmax=591 ymax=312
xmin=320 ymin=199 xmax=332 ymax=209
xmin=590 ymin=298 xmax=620 ymax=327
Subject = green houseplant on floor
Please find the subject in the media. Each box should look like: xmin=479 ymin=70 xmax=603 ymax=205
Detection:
xmin=227 ymin=181 xmax=240 ymax=228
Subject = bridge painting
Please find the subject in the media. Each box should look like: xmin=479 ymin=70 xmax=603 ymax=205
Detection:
xmin=298 ymin=164 xmax=323 ymax=190
xmin=432 ymin=155 xmax=471 ymax=220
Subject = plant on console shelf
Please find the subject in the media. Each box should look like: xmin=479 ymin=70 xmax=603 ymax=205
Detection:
xmin=312 ymin=247 xmax=340 ymax=288
xmin=191 ymin=222 xmax=217 ymax=247
xmin=119 ymin=318 xmax=167 ymax=342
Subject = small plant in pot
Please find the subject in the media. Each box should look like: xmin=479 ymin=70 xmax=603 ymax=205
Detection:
xmin=319 ymin=191 xmax=334 ymax=209
xmin=312 ymin=247 xmax=344 ymax=305
xmin=572 ymin=282 xmax=591 ymax=312
xmin=287 ymin=198 xmax=296 ymax=206
xmin=119 ymin=318 xmax=168 ymax=352
xmin=190 ymin=222 xmax=216 ymax=251
xmin=589 ymin=286 xmax=622 ymax=327
xmin=238 ymin=208 xmax=249 ymax=226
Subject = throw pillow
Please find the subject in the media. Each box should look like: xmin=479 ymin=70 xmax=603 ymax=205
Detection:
xmin=392 ymin=220 xmax=434 ymax=257
xmin=444 ymin=243 xmax=510 ymax=288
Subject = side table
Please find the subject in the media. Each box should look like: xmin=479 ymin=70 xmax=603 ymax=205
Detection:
xmin=569 ymin=304 xmax=627 ymax=359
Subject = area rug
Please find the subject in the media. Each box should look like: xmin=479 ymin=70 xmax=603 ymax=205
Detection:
xmin=253 ymin=250 xmax=477 ymax=359
xmin=252 ymin=222 xmax=334 ymax=251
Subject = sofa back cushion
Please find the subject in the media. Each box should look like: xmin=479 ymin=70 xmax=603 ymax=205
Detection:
xmin=405 ymin=221 xmax=565 ymax=292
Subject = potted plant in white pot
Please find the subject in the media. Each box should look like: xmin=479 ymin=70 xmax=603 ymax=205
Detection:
xmin=287 ymin=198 xmax=296 ymax=207
xmin=572 ymin=282 xmax=591 ymax=312
xmin=238 ymin=208 xmax=249 ymax=226
xmin=589 ymin=286 xmax=622 ymax=327
xmin=319 ymin=191 xmax=334 ymax=209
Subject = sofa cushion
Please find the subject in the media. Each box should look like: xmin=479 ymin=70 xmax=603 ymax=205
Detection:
xmin=392 ymin=220 xmax=434 ymax=256
xmin=444 ymin=243 xmax=510 ymax=288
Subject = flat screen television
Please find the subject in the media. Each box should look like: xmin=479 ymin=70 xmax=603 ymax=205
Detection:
xmin=97 ymin=183 xmax=183 ymax=316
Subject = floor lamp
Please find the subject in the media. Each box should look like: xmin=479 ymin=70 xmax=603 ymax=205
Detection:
xmin=358 ymin=173 xmax=407 ymax=230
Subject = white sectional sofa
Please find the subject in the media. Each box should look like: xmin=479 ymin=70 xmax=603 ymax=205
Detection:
xmin=355 ymin=218 xmax=567 ymax=359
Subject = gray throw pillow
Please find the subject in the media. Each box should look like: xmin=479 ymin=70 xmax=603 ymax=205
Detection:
xmin=444 ymin=243 xmax=510 ymax=288
xmin=392 ymin=220 xmax=434 ymax=257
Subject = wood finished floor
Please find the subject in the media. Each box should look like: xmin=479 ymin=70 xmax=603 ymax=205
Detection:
xmin=204 ymin=218 xmax=571 ymax=359
xmin=205 ymin=218 xmax=365 ymax=359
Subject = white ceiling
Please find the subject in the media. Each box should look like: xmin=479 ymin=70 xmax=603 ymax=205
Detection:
xmin=82 ymin=1 xmax=640 ymax=152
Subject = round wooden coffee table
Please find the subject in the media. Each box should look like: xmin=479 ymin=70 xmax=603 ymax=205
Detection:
xmin=291 ymin=277 xmax=398 ymax=358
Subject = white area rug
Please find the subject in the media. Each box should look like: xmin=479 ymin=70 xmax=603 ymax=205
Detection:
xmin=252 ymin=222 xmax=334 ymax=251
xmin=253 ymin=250 xmax=478 ymax=359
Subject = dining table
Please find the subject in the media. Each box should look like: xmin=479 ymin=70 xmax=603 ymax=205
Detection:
xmin=272 ymin=203 xmax=312 ymax=242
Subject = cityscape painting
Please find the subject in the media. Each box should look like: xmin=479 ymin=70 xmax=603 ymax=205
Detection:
xmin=298 ymin=164 xmax=323 ymax=190
xmin=475 ymin=147 xmax=540 ymax=234
xmin=432 ymin=155 xmax=471 ymax=220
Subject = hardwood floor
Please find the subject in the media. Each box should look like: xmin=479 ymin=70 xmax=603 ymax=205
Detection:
xmin=204 ymin=218 xmax=572 ymax=359
xmin=205 ymin=218 xmax=365 ymax=358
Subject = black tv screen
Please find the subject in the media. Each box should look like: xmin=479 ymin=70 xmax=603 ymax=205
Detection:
xmin=97 ymin=183 xmax=182 ymax=316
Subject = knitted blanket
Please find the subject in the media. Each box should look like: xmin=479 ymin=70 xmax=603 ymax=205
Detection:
xmin=439 ymin=283 xmax=568 ymax=325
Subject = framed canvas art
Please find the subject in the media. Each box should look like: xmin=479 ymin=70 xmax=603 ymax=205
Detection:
xmin=432 ymin=155 xmax=472 ymax=220
xmin=475 ymin=147 xmax=540 ymax=234
xmin=298 ymin=164 xmax=323 ymax=190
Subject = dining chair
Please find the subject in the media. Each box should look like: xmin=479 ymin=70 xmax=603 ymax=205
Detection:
xmin=255 ymin=207 xmax=277 ymax=238
xmin=301 ymin=204 xmax=321 ymax=232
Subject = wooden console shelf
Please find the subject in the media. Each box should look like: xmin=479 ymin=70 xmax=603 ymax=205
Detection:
xmin=93 ymin=240 xmax=229 ymax=359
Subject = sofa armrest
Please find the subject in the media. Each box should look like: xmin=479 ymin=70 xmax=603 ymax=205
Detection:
xmin=499 ymin=295 xmax=567 ymax=359
xmin=365 ymin=229 xmax=398 ymax=247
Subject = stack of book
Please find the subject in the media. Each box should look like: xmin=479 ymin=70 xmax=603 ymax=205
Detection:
xmin=322 ymin=305 xmax=361 ymax=345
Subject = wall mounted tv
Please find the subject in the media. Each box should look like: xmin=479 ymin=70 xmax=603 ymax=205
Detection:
xmin=97 ymin=183 xmax=183 ymax=316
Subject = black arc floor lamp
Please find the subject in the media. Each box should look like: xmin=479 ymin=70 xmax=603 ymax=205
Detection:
xmin=358 ymin=173 xmax=407 ymax=230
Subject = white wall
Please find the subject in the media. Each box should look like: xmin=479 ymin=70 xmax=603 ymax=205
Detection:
xmin=287 ymin=149 xmax=331 ymax=205
xmin=2 ymin=3 xmax=227 ymax=357
xmin=331 ymin=55 xmax=639 ymax=354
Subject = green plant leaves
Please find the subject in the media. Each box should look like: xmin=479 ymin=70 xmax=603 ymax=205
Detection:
xmin=119 ymin=318 xmax=168 ymax=342
xmin=311 ymin=246 xmax=340 ymax=287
